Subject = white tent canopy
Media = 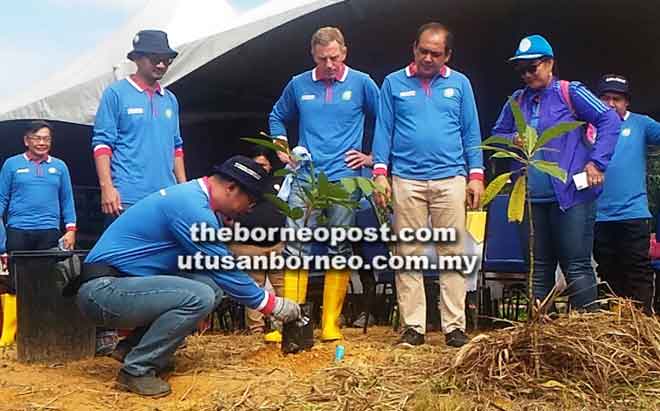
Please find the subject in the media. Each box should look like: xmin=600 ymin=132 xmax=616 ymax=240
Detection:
xmin=1 ymin=0 xmax=658 ymax=187
xmin=0 ymin=0 xmax=343 ymax=125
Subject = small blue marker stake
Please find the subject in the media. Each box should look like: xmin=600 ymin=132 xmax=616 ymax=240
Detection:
xmin=335 ymin=345 xmax=345 ymax=362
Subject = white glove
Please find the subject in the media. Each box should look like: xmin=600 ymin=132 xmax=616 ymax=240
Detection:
xmin=271 ymin=296 xmax=301 ymax=324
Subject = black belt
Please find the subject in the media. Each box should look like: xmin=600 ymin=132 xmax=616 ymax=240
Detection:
xmin=80 ymin=263 xmax=123 ymax=284
xmin=66 ymin=263 xmax=124 ymax=296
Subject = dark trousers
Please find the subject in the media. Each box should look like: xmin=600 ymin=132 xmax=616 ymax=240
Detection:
xmin=5 ymin=227 xmax=61 ymax=293
xmin=521 ymin=201 xmax=598 ymax=309
xmin=594 ymin=219 xmax=655 ymax=313
xmin=6 ymin=227 xmax=60 ymax=252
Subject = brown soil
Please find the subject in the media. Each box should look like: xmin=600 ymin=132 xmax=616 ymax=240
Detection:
xmin=0 ymin=327 xmax=431 ymax=411
xmin=3 ymin=325 xmax=658 ymax=411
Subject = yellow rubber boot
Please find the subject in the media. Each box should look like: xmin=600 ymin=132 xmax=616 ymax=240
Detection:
xmin=283 ymin=269 xmax=309 ymax=304
xmin=264 ymin=269 xmax=308 ymax=343
xmin=263 ymin=330 xmax=282 ymax=343
xmin=320 ymin=270 xmax=350 ymax=342
xmin=0 ymin=294 xmax=17 ymax=347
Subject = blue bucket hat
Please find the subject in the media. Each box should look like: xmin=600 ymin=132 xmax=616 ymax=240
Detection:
xmin=127 ymin=30 xmax=178 ymax=61
xmin=509 ymin=34 xmax=554 ymax=61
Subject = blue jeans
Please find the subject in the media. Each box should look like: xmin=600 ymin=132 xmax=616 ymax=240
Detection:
xmin=521 ymin=201 xmax=597 ymax=309
xmin=283 ymin=176 xmax=360 ymax=258
xmin=77 ymin=273 xmax=222 ymax=376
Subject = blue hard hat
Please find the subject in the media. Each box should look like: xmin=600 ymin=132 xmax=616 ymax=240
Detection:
xmin=509 ymin=34 xmax=554 ymax=61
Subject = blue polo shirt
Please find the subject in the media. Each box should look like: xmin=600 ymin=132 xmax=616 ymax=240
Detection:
xmin=0 ymin=154 xmax=76 ymax=250
xmin=85 ymin=179 xmax=269 ymax=310
xmin=92 ymin=77 xmax=184 ymax=206
xmin=597 ymin=112 xmax=660 ymax=222
xmin=269 ymin=65 xmax=380 ymax=181
xmin=373 ymin=64 xmax=483 ymax=180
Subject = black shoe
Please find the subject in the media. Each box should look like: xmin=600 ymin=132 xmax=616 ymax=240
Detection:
xmin=117 ymin=370 xmax=171 ymax=397
xmin=395 ymin=328 xmax=425 ymax=348
xmin=445 ymin=329 xmax=469 ymax=348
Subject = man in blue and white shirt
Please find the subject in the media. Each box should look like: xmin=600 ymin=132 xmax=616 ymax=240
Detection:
xmin=77 ymin=156 xmax=300 ymax=397
xmin=0 ymin=120 xmax=76 ymax=347
xmin=92 ymin=29 xmax=188 ymax=355
xmin=269 ymin=26 xmax=380 ymax=342
xmin=92 ymin=30 xmax=186 ymax=220
xmin=595 ymin=74 xmax=660 ymax=314
xmin=373 ymin=22 xmax=484 ymax=348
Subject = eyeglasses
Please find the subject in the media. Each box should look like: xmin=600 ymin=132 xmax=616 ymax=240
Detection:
xmin=145 ymin=54 xmax=174 ymax=66
xmin=28 ymin=135 xmax=52 ymax=143
xmin=514 ymin=59 xmax=546 ymax=75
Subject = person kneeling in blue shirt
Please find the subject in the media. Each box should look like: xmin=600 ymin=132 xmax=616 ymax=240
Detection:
xmin=75 ymin=156 xmax=301 ymax=397
xmin=594 ymin=74 xmax=660 ymax=314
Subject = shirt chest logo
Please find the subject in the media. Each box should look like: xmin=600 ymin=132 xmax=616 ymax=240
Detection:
xmin=127 ymin=107 xmax=144 ymax=115
xmin=301 ymin=94 xmax=316 ymax=101
xmin=399 ymin=90 xmax=416 ymax=97
xmin=621 ymin=128 xmax=631 ymax=137
xmin=165 ymin=108 xmax=173 ymax=119
xmin=341 ymin=90 xmax=352 ymax=101
xmin=16 ymin=168 xmax=29 ymax=174
xmin=443 ymin=88 xmax=455 ymax=98
xmin=48 ymin=167 xmax=58 ymax=174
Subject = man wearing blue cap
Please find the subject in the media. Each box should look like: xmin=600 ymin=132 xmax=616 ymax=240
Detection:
xmin=594 ymin=74 xmax=660 ymax=314
xmin=492 ymin=35 xmax=621 ymax=311
xmin=92 ymin=29 xmax=188 ymax=355
xmin=75 ymin=155 xmax=302 ymax=397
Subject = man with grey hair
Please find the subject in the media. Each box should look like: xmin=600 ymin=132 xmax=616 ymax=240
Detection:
xmin=268 ymin=26 xmax=380 ymax=342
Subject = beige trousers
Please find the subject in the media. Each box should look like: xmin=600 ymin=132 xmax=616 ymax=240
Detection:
xmin=228 ymin=242 xmax=284 ymax=333
xmin=392 ymin=175 xmax=466 ymax=335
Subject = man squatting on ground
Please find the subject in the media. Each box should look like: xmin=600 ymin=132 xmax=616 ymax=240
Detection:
xmin=75 ymin=156 xmax=302 ymax=397
xmin=269 ymin=26 xmax=380 ymax=342
xmin=373 ymin=22 xmax=484 ymax=348
xmin=92 ymin=29 xmax=188 ymax=354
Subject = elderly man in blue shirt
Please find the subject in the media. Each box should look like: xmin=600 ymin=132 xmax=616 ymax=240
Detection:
xmin=594 ymin=74 xmax=660 ymax=314
xmin=269 ymin=26 xmax=380 ymax=343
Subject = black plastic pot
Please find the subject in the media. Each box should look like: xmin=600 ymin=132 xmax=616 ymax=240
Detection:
xmin=282 ymin=302 xmax=314 ymax=354
xmin=12 ymin=250 xmax=95 ymax=363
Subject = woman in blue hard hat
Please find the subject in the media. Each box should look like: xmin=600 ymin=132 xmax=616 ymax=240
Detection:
xmin=491 ymin=34 xmax=621 ymax=310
